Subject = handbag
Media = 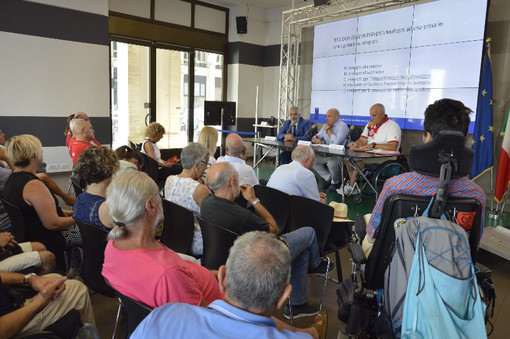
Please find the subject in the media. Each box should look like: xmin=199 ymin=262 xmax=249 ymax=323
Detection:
xmin=0 ymin=242 xmax=23 ymax=262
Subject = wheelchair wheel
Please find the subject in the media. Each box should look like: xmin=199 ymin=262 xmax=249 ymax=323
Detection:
xmin=372 ymin=160 xmax=408 ymax=192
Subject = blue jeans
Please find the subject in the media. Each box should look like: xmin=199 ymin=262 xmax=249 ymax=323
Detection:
xmin=281 ymin=226 xmax=321 ymax=305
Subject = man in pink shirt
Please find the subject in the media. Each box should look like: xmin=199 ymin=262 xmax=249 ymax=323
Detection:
xmin=102 ymin=170 xmax=223 ymax=308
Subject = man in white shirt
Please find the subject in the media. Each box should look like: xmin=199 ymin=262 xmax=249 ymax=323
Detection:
xmin=268 ymin=146 xmax=326 ymax=203
xmin=217 ymin=133 xmax=259 ymax=186
xmin=345 ymin=103 xmax=401 ymax=195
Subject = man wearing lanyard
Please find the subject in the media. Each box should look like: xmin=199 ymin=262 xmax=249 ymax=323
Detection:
xmin=346 ymin=103 xmax=401 ymax=195
xmin=311 ymin=108 xmax=349 ymax=192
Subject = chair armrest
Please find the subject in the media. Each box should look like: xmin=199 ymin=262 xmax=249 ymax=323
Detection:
xmin=348 ymin=242 xmax=366 ymax=265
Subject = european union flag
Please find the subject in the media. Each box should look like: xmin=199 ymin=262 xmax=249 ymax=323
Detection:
xmin=470 ymin=45 xmax=494 ymax=180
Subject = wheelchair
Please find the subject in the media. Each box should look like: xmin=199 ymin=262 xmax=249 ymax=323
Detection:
xmin=338 ymin=131 xmax=487 ymax=337
xmin=343 ymin=156 xmax=409 ymax=203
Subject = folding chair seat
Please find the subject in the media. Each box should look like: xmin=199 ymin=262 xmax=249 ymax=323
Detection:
xmin=196 ymin=216 xmax=239 ymax=270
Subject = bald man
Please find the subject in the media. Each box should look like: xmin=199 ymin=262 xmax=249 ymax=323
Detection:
xmin=345 ymin=103 xmax=401 ymax=195
xmin=216 ymin=133 xmax=259 ymax=186
xmin=311 ymin=108 xmax=348 ymax=192
xmin=69 ymin=119 xmax=99 ymax=163
xmin=268 ymin=146 xmax=326 ymax=203
xmin=201 ymin=162 xmax=332 ymax=319
xmin=66 ymin=112 xmax=100 ymax=150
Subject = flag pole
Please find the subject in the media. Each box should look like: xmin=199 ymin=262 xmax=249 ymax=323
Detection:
xmin=499 ymin=181 xmax=510 ymax=215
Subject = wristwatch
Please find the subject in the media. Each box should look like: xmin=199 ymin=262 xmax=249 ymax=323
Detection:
xmin=251 ymin=198 xmax=261 ymax=207
xmin=24 ymin=273 xmax=36 ymax=286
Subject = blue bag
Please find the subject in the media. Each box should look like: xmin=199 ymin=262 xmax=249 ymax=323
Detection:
xmin=401 ymin=229 xmax=487 ymax=339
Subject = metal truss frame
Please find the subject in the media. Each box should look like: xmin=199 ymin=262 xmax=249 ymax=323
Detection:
xmin=277 ymin=0 xmax=433 ymax=125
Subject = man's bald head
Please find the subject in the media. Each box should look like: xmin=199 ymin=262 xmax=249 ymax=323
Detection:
xmin=206 ymin=162 xmax=238 ymax=193
xmin=369 ymin=104 xmax=386 ymax=125
xmin=225 ymin=133 xmax=244 ymax=157
xmin=75 ymin=112 xmax=89 ymax=121
xmin=72 ymin=120 xmax=94 ymax=142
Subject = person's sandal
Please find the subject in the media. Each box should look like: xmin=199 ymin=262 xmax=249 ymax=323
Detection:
xmin=311 ymin=311 xmax=328 ymax=339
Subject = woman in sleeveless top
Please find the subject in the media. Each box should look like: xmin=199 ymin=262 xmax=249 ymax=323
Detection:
xmin=72 ymin=147 xmax=119 ymax=231
xmin=164 ymin=143 xmax=211 ymax=256
xmin=141 ymin=122 xmax=181 ymax=184
xmin=3 ymin=135 xmax=77 ymax=270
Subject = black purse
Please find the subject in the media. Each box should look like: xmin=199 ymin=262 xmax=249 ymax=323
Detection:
xmin=0 ymin=243 xmax=23 ymax=262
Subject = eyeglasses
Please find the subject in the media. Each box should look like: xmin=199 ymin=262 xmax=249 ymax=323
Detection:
xmin=199 ymin=161 xmax=211 ymax=168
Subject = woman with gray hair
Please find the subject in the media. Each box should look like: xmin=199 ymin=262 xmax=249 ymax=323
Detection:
xmin=163 ymin=142 xmax=211 ymax=256
xmin=102 ymin=170 xmax=223 ymax=309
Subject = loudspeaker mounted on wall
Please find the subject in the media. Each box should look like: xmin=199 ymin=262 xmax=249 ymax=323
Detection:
xmin=236 ymin=16 xmax=247 ymax=34
xmin=314 ymin=0 xmax=329 ymax=6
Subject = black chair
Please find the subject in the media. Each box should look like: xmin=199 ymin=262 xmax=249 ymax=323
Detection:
xmin=288 ymin=195 xmax=334 ymax=252
xmin=196 ymin=216 xmax=239 ymax=270
xmin=161 ymin=199 xmax=195 ymax=255
xmin=140 ymin=153 xmax=159 ymax=183
xmin=0 ymin=197 xmax=27 ymax=241
xmin=14 ymin=309 xmax=88 ymax=339
xmin=76 ymin=221 xmax=121 ymax=339
xmin=287 ymin=195 xmax=335 ymax=310
xmin=322 ymin=220 xmax=352 ymax=282
xmin=105 ymin=279 xmax=152 ymax=339
xmin=70 ymin=175 xmax=85 ymax=196
xmin=254 ymin=185 xmax=291 ymax=234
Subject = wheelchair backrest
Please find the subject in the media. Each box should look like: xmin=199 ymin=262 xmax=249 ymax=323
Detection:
xmin=365 ymin=194 xmax=482 ymax=290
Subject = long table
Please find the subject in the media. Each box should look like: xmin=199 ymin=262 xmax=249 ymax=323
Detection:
xmin=245 ymin=137 xmax=402 ymax=202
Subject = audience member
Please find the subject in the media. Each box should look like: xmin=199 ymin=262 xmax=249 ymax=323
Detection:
xmin=363 ymin=99 xmax=485 ymax=256
xmin=277 ymin=107 xmax=312 ymax=164
xmin=346 ymin=103 xmax=401 ymax=195
xmin=0 ymin=232 xmax=55 ymax=274
xmin=132 ymin=232 xmax=320 ymax=339
xmin=114 ymin=145 xmax=144 ymax=176
xmin=102 ymin=170 xmax=223 ymax=308
xmin=65 ymin=112 xmax=100 ymax=150
xmin=311 ymin=108 xmax=348 ymax=192
xmin=3 ymin=135 xmax=77 ymax=270
xmin=197 ymin=126 xmax=219 ymax=165
xmin=0 ymin=270 xmax=94 ymax=337
xmin=141 ymin=122 xmax=181 ymax=182
xmin=0 ymin=129 xmax=74 ymax=207
xmin=201 ymin=162 xmax=332 ymax=319
xmin=69 ymin=119 xmax=100 ymax=163
xmin=217 ymin=133 xmax=259 ymax=186
xmin=268 ymin=146 xmax=326 ymax=203
xmin=164 ymin=143 xmax=211 ymax=256
xmin=72 ymin=147 xmax=119 ymax=231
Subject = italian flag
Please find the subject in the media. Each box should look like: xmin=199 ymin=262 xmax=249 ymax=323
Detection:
xmin=495 ymin=107 xmax=510 ymax=203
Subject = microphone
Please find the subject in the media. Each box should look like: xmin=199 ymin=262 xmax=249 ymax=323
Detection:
xmin=286 ymin=121 xmax=297 ymax=134
xmin=344 ymin=125 xmax=356 ymax=146
xmin=304 ymin=124 xmax=317 ymax=140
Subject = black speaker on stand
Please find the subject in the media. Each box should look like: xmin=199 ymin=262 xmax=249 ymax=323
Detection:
xmin=236 ymin=16 xmax=247 ymax=34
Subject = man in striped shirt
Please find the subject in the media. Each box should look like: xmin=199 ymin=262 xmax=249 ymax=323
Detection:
xmin=363 ymin=99 xmax=486 ymax=255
